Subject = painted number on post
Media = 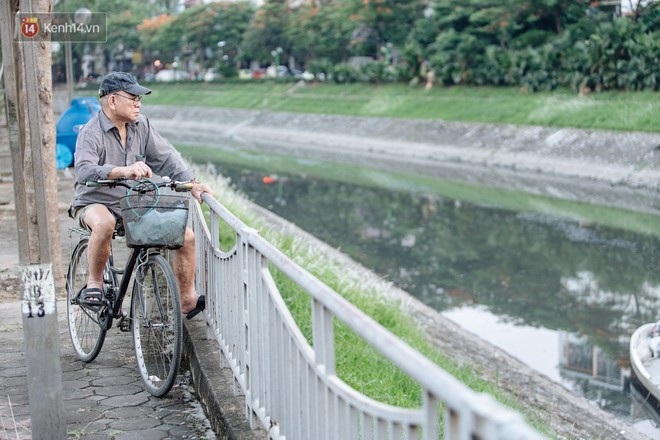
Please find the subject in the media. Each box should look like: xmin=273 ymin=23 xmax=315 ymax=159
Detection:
xmin=21 ymin=264 xmax=55 ymax=318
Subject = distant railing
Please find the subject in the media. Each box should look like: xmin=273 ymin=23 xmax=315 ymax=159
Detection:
xmin=192 ymin=194 xmax=546 ymax=440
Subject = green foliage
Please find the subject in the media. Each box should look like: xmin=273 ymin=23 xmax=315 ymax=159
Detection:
xmin=639 ymin=2 xmax=660 ymax=30
xmin=239 ymin=0 xmax=291 ymax=66
xmin=306 ymin=58 xmax=334 ymax=76
xmin=287 ymin=3 xmax=354 ymax=66
xmin=344 ymin=0 xmax=425 ymax=57
xmin=359 ymin=60 xmax=397 ymax=83
xmin=418 ymin=0 xmax=659 ymax=91
xmin=510 ymin=28 xmax=554 ymax=49
xmin=430 ymin=30 xmax=487 ymax=85
xmin=139 ymin=2 xmax=253 ymax=70
xmin=80 ymin=0 xmax=659 ymax=92
xmin=329 ymin=62 xmax=360 ymax=84
xmin=509 ymin=44 xmax=561 ymax=91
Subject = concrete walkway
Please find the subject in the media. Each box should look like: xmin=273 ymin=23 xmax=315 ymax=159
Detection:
xmin=0 ymin=301 xmax=214 ymax=440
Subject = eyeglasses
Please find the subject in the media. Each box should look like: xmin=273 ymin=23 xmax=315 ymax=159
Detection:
xmin=113 ymin=93 xmax=143 ymax=105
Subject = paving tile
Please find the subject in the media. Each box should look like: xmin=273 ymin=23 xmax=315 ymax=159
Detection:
xmin=108 ymin=415 xmax=162 ymax=431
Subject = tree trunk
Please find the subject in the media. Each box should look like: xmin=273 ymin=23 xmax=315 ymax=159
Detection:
xmin=10 ymin=0 xmax=63 ymax=289
xmin=34 ymin=0 xmax=64 ymax=292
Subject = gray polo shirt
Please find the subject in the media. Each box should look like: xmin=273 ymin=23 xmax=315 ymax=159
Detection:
xmin=72 ymin=109 xmax=194 ymax=217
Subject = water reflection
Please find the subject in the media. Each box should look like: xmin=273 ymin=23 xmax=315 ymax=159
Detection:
xmin=210 ymin=161 xmax=660 ymax=425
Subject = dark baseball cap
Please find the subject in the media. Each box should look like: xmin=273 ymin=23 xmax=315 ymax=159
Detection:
xmin=99 ymin=72 xmax=152 ymax=98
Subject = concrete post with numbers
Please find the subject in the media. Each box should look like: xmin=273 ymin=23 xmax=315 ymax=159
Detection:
xmin=20 ymin=265 xmax=66 ymax=438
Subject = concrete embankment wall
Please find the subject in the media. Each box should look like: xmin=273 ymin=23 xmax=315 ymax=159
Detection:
xmin=146 ymin=105 xmax=660 ymax=216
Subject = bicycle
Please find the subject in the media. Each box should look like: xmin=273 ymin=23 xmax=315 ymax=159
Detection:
xmin=66 ymin=177 xmax=194 ymax=397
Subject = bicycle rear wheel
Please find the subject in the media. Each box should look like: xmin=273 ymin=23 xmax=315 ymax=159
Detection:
xmin=66 ymin=238 xmax=107 ymax=362
xmin=131 ymin=252 xmax=182 ymax=397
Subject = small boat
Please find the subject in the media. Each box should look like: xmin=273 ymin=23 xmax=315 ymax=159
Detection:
xmin=630 ymin=322 xmax=660 ymax=404
xmin=630 ymin=378 xmax=660 ymax=428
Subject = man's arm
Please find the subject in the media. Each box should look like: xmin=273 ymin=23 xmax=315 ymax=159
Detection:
xmin=75 ymin=128 xmax=153 ymax=181
xmin=106 ymin=161 xmax=153 ymax=180
xmin=140 ymin=117 xmax=213 ymax=201
xmin=74 ymin=125 xmax=115 ymax=182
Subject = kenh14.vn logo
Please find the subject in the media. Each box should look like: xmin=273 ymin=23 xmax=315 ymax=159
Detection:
xmin=20 ymin=17 xmax=39 ymax=39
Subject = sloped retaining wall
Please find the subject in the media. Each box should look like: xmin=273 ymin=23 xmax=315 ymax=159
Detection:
xmin=147 ymin=106 xmax=660 ymax=216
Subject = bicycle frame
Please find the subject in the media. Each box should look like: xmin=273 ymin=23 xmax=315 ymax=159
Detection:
xmin=67 ymin=229 xmax=150 ymax=330
xmin=82 ymin=177 xmax=193 ymax=323
xmin=107 ymin=244 xmax=146 ymax=323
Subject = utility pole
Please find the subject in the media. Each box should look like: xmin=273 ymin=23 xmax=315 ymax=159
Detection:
xmin=0 ymin=0 xmax=66 ymax=437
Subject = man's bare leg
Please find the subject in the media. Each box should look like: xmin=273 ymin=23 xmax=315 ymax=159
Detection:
xmin=174 ymin=227 xmax=202 ymax=315
xmin=82 ymin=204 xmax=116 ymax=291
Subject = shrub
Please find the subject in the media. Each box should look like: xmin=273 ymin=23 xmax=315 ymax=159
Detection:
xmin=330 ymin=63 xmax=360 ymax=84
xmin=360 ymin=61 xmax=397 ymax=83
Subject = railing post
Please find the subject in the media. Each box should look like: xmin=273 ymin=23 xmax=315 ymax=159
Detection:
xmin=241 ymin=225 xmax=261 ymax=430
xmin=312 ymin=300 xmax=335 ymax=375
xmin=423 ymin=391 xmax=439 ymax=440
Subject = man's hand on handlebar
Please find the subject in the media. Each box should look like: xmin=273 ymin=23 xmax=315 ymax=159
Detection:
xmin=109 ymin=161 xmax=153 ymax=180
xmin=190 ymin=181 xmax=214 ymax=203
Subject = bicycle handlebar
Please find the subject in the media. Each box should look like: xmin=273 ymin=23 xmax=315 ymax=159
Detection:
xmin=85 ymin=178 xmax=194 ymax=193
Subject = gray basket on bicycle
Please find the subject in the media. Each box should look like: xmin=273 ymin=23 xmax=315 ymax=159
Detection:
xmin=119 ymin=193 xmax=189 ymax=249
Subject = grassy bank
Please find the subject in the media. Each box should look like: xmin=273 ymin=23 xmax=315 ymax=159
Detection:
xmin=125 ymin=81 xmax=660 ymax=133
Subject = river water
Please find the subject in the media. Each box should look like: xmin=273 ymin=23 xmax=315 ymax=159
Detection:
xmin=187 ymin=148 xmax=660 ymax=436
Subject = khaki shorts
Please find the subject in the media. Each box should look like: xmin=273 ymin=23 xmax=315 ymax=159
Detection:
xmin=69 ymin=204 xmax=123 ymax=235
xmin=69 ymin=204 xmax=97 ymax=230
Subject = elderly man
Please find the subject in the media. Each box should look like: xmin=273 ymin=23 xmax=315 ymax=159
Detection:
xmin=69 ymin=71 xmax=212 ymax=319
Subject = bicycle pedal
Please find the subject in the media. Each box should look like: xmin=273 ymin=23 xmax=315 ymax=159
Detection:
xmin=118 ymin=315 xmax=131 ymax=332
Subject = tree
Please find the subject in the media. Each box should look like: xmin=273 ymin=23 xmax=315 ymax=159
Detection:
xmin=287 ymin=3 xmax=354 ymax=66
xmin=52 ymin=0 xmax=158 ymax=78
xmin=137 ymin=3 xmax=254 ymax=75
xmin=239 ymin=0 xmax=291 ymax=67
xmin=344 ymin=0 xmax=425 ymax=59
xmin=2 ymin=0 xmax=63 ymax=285
xmin=137 ymin=13 xmax=178 ymax=63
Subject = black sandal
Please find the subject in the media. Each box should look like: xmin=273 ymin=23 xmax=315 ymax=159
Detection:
xmin=185 ymin=295 xmax=205 ymax=320
xmin=78 ymin=287 xmax=105 ymax=310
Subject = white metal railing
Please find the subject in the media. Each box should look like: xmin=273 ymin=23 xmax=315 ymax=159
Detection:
xmin=192 ymin=194 xmax=547 ymax=440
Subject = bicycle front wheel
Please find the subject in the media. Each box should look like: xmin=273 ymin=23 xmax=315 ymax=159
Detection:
xmin=131 ymin=253 xmax=182 ymax=397
xmin=66 ymin=238 xmax=107 ymax=362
